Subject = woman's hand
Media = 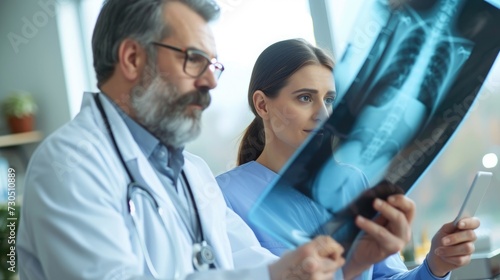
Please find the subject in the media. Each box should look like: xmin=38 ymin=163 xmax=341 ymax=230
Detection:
xmin=343 ymin=194 xmax=415 ymax=279
xmin=426 ymin=217 xmax=480 ymax=277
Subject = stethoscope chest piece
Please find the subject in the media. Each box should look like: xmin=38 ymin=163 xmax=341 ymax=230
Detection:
xmin=192 ymin=241 xmax=215 ymax=271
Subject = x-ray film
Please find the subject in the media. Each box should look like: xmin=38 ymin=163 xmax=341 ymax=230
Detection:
xmin=249 ymin=0 xmax=500 ymax=255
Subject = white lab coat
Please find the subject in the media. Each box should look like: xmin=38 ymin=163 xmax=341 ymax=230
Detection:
xmin=17 ymin=92 xmax=277 ymax=280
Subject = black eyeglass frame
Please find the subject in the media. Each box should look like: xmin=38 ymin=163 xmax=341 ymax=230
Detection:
xmin=151 ymin=42 xmax=224 ymax=79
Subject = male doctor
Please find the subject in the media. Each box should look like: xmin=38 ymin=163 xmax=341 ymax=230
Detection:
xmin=17 ymin=0 xmax=420 ymax=279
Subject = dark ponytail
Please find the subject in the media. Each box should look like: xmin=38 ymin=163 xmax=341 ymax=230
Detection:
xmin=237 ymin=118 xmax=265 ymax=165
xmin=236 ymin=38 xmax=335 ymax=166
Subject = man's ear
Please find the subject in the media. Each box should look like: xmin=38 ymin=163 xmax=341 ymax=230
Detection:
xmin=253 ymin=90 xmax=270 ymax=120
xmin=117 ymin=38 xmax=147 ymax=82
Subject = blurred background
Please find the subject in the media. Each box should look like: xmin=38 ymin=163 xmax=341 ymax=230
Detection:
xmin=1 ymin=0 xmax=499 ymax=271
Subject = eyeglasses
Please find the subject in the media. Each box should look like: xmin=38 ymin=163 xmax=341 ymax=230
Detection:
xmin=151 ymin=42 xmax=224 ymax=80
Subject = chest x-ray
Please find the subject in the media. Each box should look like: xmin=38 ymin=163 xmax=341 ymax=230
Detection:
xmin=249 ymin=0 xmax=500 ymax=255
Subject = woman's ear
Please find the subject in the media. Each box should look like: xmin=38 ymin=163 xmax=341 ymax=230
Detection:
xmin=253 ymin=90 xmax=269 ymax=120
xmin=117 ymin=38 xmax=147 ymax=82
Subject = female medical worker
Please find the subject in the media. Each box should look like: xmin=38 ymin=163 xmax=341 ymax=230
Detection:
xmin=216 ymin=39 xmax=480 ymax=279
xmin=17 ymin=2 xmax=349 ymax=280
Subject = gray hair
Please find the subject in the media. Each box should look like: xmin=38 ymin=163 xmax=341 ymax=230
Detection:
xmin=92 ymin=0 xmax=220 ymax=88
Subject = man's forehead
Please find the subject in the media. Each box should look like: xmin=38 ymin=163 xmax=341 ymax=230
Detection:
xmin=162 ymin=1 xmax=217 ymax=57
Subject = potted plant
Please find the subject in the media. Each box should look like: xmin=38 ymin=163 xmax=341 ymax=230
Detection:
xmin=2 ymin=91 xmax=38 ymax=134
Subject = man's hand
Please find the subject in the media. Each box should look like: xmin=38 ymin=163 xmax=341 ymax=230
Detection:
xmin=268 ymin=236 xmax=345 ymax=280
xmin=426 ymin=217 xmax=479 ymax=277
xmin=344 ymin=194 xmax=415 ymax=279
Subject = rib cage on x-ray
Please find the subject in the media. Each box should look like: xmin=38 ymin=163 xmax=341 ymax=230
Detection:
xmin=419 ymin=41 xmax=452 ymax=108
xmin=372 ymin=27 xmax=453 ymax=110
xmin=368 ymin=27 xmax=426 ymax=106
xmin=334 ymin=0 xmax=473 ymax=186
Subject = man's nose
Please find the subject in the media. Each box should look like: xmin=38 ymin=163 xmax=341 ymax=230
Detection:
xmin=195 ymin=67 xmax=218 ymax=90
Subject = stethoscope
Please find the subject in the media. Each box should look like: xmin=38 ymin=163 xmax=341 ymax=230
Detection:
xmin=93 ymin=93 xmax=215 ymax=279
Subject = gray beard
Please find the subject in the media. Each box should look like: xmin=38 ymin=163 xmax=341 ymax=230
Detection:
xmin=130 ymin=75 xmax=211 ymax=149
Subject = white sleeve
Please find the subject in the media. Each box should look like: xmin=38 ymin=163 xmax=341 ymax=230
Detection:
xmin=225 ymin=206 xmax=279 ymax=269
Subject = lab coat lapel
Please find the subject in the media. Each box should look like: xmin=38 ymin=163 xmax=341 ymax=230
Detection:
xmin=90 ymin=93 xmax=174 ymax=209
xmin=182 ymin=158 xmax=233 ymax=269
xmin=123 ymin=159 xmax=151 ymax=195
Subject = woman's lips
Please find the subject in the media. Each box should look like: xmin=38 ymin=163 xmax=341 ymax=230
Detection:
xmin=304 ymin=129 xmax=324 ymax=135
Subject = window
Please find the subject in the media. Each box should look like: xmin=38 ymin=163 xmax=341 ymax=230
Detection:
xmin=57 ymin=0 xmax=102 ymax=117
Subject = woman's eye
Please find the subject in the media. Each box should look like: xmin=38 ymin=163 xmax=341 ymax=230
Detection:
xmin=324 ymin=97 xmax=335 ymax=105
xmin=298 ymin=95 xmax=312 ymax=102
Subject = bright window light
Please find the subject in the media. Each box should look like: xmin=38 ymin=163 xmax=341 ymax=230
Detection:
xmin=483 ymin=153 xmax=498 ymax=169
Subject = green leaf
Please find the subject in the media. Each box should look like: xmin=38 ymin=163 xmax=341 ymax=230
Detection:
xmin=2 ymin=91 xmax=38 ymax=118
